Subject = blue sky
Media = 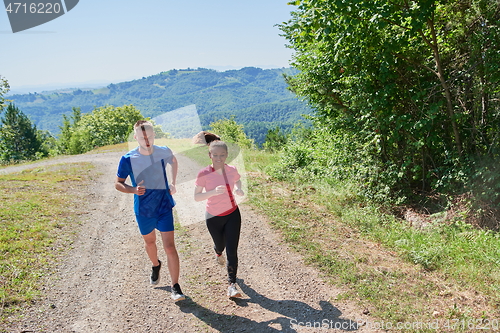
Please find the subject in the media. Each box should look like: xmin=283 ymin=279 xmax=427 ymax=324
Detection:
xmin=1 ymin=0 xmax=295 ymax=92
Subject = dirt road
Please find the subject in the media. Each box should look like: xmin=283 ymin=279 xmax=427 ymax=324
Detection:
xmin=4 ymin=150 xmax=377 ymax=332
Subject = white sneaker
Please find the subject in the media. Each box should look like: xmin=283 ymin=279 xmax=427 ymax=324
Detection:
xmin=171 ymin=283 xmax=186 ymax=301
xmin=216 ymin=253 xmax=225 ymax=266
xmin=227 ymin=283 xmax=242 ymax=298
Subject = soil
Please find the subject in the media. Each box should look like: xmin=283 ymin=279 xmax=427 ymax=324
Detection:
xmin=3 ymin=150 xmax=379 ymax=333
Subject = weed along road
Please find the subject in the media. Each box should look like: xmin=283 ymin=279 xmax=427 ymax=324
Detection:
xmin=3 ymin=149 xmax=378 ymax=332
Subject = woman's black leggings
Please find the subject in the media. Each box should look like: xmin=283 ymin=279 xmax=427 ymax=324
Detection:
xmin=206 ymin=207 xmax=241 ymax=284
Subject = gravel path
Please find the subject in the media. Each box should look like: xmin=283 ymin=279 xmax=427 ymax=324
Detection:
xmin=4 ymin=150 xmax=378 ymax=333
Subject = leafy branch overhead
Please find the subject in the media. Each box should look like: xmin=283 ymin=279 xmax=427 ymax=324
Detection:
xmin=279 ymin=0 xmax=500 ymax=205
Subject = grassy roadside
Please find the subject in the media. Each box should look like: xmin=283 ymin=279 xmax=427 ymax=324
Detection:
xmin=241 ymin=148 xmax=500 ymax=332
xmin=0 ymin=162 xmax=96 ymax=325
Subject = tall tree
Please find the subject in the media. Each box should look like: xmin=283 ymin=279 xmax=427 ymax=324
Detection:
xmin=263 ymin=126 xmax=288 ymax=152
xmin=279 ymin=0 xmax=500 ymax=195
xmin=0 ymin=103 xmax=43 ymax=161
xmin=0 ymin=75 xmax=10 ymax=110
xmin=58 ymin=107 xmax=82 ymax=154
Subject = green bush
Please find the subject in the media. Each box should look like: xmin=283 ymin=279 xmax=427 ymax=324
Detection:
xmin=268 ymin=120 xmax=404 ymax=204
xmin=263 ymin=126 xmax=288 ymax=152
xmin=209 ymin=116 xmax=254 ymax=149
xmin=60 ymin=104 xmax=144 ymax=155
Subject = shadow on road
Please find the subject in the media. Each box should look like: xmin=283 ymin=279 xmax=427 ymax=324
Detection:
xmin=172 ymin=279 xmax=360 ymax=332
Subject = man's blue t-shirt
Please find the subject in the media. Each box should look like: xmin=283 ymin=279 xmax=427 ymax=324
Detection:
xmin=117 ymin=145 xmax=176 ymax=218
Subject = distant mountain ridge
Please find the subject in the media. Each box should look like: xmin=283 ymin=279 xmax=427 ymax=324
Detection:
xmin=9 ymin=67 xmax=312 ymax=144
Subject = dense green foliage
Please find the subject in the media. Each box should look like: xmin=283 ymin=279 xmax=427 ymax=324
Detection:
xmin=58 ymin=107 xmax=82 ymax=154
xmin=9 ymin=67 xmax=312 ymax=145
xmin=263 ymin=126 xmax=288 ymax=152
xmin=59 ymin=104 xmax=144 ymax=155
xmin=278 ymin=0 xmax=500 ymax=209
xmin=209 ymin=116 xmax=255 ymax=149
xmin=0 ymin=104 xmax=51 ymax=162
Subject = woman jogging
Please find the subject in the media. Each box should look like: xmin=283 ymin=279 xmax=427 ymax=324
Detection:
xmin=194 ymin=140 xmax=245 ymax=298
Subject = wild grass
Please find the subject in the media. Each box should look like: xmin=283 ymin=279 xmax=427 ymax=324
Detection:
xmin=0 ymin=162 xmax=95 ymax=323
xmin=243 ymin=149 xmax=500 ymax=331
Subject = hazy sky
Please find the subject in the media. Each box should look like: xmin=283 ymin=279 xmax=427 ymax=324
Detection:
xmin=1 ymin=0 xmax=295 ymax=92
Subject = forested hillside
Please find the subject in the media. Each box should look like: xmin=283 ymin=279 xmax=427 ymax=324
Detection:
xmin=8 ymin=67 xmax=312 ymax=144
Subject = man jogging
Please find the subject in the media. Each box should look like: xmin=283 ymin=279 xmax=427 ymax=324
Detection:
xmin=115 ymin=120 xmax=185 ymax=301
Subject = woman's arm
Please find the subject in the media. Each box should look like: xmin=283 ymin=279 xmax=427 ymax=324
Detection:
xmin=194 ymin=185 xmax=226 ymax=201
xmin=234 ymin=179 xmax=244 ymax=196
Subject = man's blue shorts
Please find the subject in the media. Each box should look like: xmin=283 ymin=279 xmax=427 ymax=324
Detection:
xmin=135 ymin=210 xmax=174 ymax=235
